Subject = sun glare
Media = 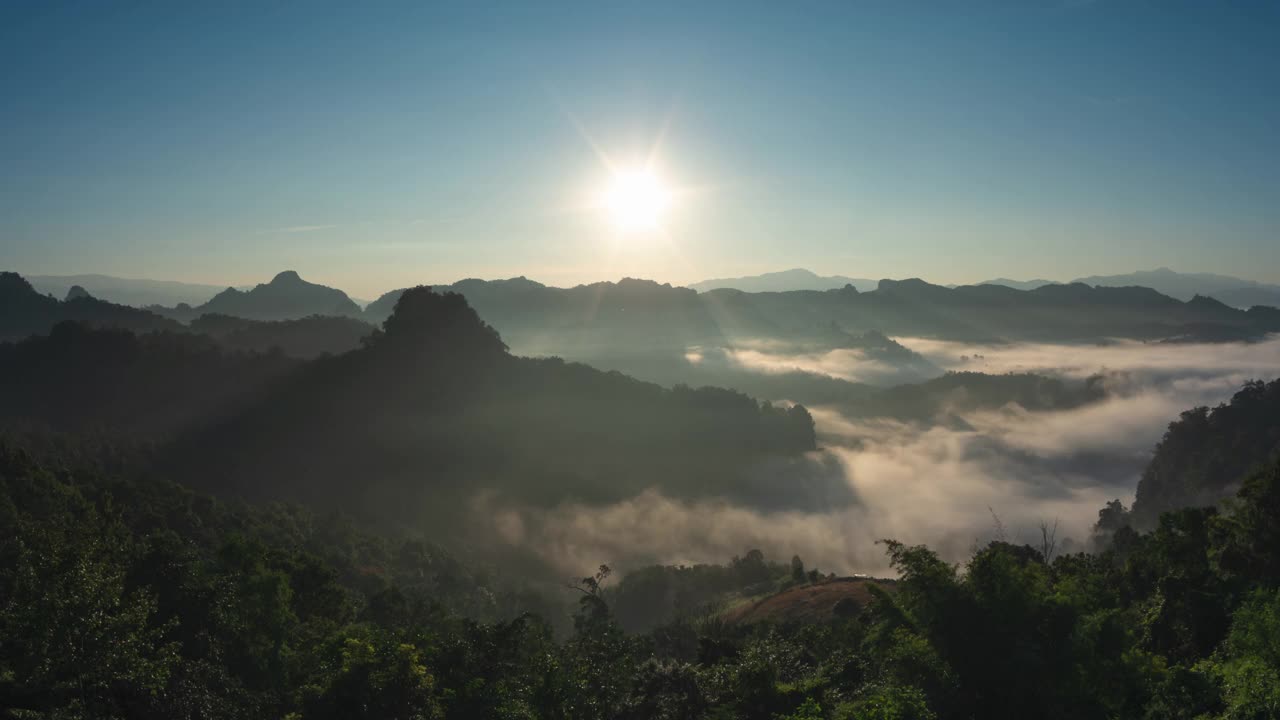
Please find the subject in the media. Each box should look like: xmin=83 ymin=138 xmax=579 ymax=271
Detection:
xmin=601 ymin=168 xmax=670 ymax=232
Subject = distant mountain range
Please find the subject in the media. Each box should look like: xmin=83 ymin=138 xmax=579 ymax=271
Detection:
xmin=15 ymin=266 xmax=1275 ymax=350
xmin=22 ymin=266 xmax=1280 ymax=317
xmin=696 ymin=267 xmax=1280 ymax=309
xmin=978 ymin=268 xmax=1280 ymax=309
xmin=1 ymin=271 xmax=374 ymax=359
xmin=1072 ymin=268 xmax=1280 ymax=308
xmin=157 ymin=270 xmax=364 ymax=322
xmin=688 ymin=268 xmax=879 ymax=293
xmin=26 ymin=273 xmax=233 ymax=308
xmin=364 ymin=274 xmax=1280 ymax=351
xmin=10 ymin=267 xmax=1280 ymax=367
xmin=975 ymin=277 xmax=1056 ymax=292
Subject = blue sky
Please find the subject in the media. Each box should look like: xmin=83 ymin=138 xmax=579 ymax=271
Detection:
xmin=2 ymin=1 xmax=1277 ymax=297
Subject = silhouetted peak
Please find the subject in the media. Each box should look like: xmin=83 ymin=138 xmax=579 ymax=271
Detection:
xmin=0 ymin=271 xmax=38 ymax=297
xmin=1187 ymin=294 xmax=1230 ymax=310
xmin=452 ymin=276 xmax=546 ymax=293
xmin=766 ymin=268 xmax=820 ymax=280
xmin=876 ymin=278 xmax=944 ymax=294
xmin=270 ymin=270 xmax=303 ymax=285
xmin=1032 ymin=282 xmax=1094 ymax=298
xmin=377 ymin=285 xmax=507 ymax=358
xmin=65 ymin=285 xmax=92 ymax=301
xmin=616 ymin=277 xmax=668 ymax=289
xmin=500 ymin=275 xmax=544 ymax=289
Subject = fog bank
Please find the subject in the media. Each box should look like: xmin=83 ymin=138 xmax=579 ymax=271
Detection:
xmin=476 ymin=335 xmax=1280 ymax=578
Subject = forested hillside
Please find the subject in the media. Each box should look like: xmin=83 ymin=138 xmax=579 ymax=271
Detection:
xmin=0 ymin=322 xmax=298 ymax=436
xmin=4 ymin=432 xmax=1279 ymax=719
xmin=0 ymin=282 xmax=820 ymax=536
xmin=189 ymin=313 xmax=375 ymax=358
xmin=3 ymin=275 xmax=1279 ymax=719
xmin=1130 ymin=378 xmax=1280 ymax=527
xmin=162 ymin=287 xmax=820 ymax=527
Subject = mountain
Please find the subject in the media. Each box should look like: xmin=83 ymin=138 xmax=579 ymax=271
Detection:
xmin=1129 ymin=377 xmax=1280 ymax=528
xmin=2 ymin=285 xmax=826 ymax=527
xmin=0 ymin=271 xmax=184 ymax=341
xmin=356 ymin=276 xmax=1280 ymax=409
xmin=364 ymin=275 xmax=548 ymax=322
xmin=166 ymin=270 xmax=363 ymax=322
xmin=688 ymin=268 xmax=879 ymax=293
xmin=372 ymin=275 xmax=1280 ymax=349
xmin=1196 ymin=285 xmax=1280 ymax=310
xmin=977 ymin=278 xmax=1057 ymax=291
xmin=1071 ymin=267 xmax=1280 ymax=308
xmin=64 ymin=285 xmax=92 ymax=301
xmin=159 ymin=286 xmax=828 ymax=525
xmin=716 ymin=278 xmax=1280 ymax=342
xmin=26 ymin=273 xmax=230 ymax=308
xmin=962 ymin=269 xmax=1280 ymax=308
xmin=366 ymin=276 xmax=727 ymax=360
xmin=4 ymin=270 xmax=376 ymax=360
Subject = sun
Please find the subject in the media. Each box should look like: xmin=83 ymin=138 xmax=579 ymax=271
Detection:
xmin=601 ymin=167 xmax=671 ymax=232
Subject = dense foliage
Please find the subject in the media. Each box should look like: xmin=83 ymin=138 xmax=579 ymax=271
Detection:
xmin=4 ymin=269 xmax=1279 ymax=718
xmin=189 ymin=313 xmax=375 ymax=359
xmin=1131 ymin=378 xmax=1280 ymax=527
xmin=0 ymin=441 xmax=560 ymax=719
xmin=4 ymin=435 xmax=1279 ymax=719
xmin=0 ymin=322 xmax=298 ymax=436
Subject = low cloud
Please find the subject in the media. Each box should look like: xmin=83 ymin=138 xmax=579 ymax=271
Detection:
xmin=725 ymin=347 xmax=908 ymax=386
xmin=900 ymin=335 xmax=1280 ymax=383
xmin=470 ymin=336 xmax=1280 ymax=579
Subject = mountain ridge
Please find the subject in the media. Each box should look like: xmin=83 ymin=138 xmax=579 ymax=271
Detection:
xmin=688 ymin=268 xmax=879 ymax=293
xmin=1 ymin=271 xmax=184 ymax=341
xmin=161 ymin=270 xmax=364 ymax=322
xmin=980 ymin=267 xmax=1280 ymax=308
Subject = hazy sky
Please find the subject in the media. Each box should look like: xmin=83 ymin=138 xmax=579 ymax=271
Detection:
xmin=3 ymin=1 xmax=1278 ymax=297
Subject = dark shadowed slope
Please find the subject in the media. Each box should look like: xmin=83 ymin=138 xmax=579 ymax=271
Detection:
xmin=0 ymin=271 xmax=184 ymax=341
xmin=162 ymin=287 xmax=829 ymax=527
xmin=0 ymin=322 xmax=298 ymax=436
xmin=189 ymin=313 xmax=375 ymax=358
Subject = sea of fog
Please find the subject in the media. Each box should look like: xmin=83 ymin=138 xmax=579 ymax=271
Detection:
xmin=481 ymin=335 xmax=1280 ymax=578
